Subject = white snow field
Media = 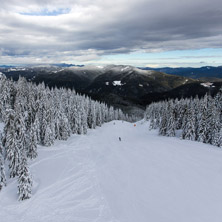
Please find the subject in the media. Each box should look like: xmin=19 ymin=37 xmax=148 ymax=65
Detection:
xmin=1 ymin=120 xmax=222 ymax=222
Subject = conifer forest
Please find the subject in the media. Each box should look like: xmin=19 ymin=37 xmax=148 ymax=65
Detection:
xmin=145 ymin=91 xmax=222 ymax=147
xmin=0 ymin=74 xmax=136 ymax=200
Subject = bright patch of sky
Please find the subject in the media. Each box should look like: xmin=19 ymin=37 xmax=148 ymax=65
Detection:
xmin=20 ymin=8 xmax=70 ymax=16
xmin=95 ymin=48 xmax=222 ymax=68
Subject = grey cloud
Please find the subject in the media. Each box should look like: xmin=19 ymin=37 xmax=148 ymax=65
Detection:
xmin=0 ymin=0 xmax=222 ymax=64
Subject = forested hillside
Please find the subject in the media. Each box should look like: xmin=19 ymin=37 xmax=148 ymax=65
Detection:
xmin=145 ymin=90 xmax=222 ymax=147
xmin=0 ymin=74 xmax=136 ymax=200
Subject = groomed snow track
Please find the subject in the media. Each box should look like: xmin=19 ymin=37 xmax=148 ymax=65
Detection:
xmin=1 ymin=120 xmax=222 ymax=222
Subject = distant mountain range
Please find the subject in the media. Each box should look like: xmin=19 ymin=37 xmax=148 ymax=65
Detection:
xmin=139 ymin=66 xmax=222 ymax=79
xmin=0 ymin=63 xmax=83 ymax=68
xmin=1 ymin=65 xmax=222 ymax=114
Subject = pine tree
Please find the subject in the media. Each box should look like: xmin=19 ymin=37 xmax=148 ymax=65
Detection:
xmin=17 ymin=151 xmax=32 ymax=201
xmin=59 ymin=114 xmax=70 ymax=140
xmin=44 ymin=125 xmax=54 ymax=147
xmin=181 ymin=104 xmax=196 ymax=141
xmin=205 ymin=97 xmax=214 ymax=144
xmin=211 ymin=112 xmax=222 ymax=147
xmin=149 ymin=114 xmax=155 ymax=130
xmin=159 ymin=110 xmax=167 ymax=136
xmin=166 ymin=104 xmax=176 ymax=137
xmin=0 ymin=133 xmax=6 ymax=191
xmin=81 ymin=106 xmax=88 ymax=134
xmin=71 ymin=103 xmax=78 ymax=134
xmin=3 ymin=109 xmax=21 ymax=178
xmin=26 ymin=122 xmax=38 ymax=159
xmin=197 ymin=101 xmax=208 ymax=143
xmin=96 ymin=105 xmax=102 ymax=127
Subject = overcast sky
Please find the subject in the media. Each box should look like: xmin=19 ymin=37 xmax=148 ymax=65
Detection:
xmin=0 ymin=0 xmax=222 ymax=67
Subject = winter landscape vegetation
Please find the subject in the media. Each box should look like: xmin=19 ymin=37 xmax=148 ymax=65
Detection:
xmin=1 ymin=0 xmax=222 ymax=221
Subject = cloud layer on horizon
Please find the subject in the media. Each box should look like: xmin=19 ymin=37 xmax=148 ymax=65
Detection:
xmin=0 ymin=0 xmax=222 ymax=65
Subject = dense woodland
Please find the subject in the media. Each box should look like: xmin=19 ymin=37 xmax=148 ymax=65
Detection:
xmin=145 ymin=90 xmax=222 ymax=147
xmin=0 ymin=74 xmax=137 ymax=200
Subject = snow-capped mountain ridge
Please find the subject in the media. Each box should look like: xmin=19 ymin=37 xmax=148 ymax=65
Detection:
xmin=2 ymin=64 xmax=222 ymax=113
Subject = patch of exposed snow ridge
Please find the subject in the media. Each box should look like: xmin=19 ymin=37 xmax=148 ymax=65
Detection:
xmin=113 ymin=81 xmax=122 ymax=86
xmin=183 ymin=79 xmax=189 ymax=84
xmin=201 ymin=82 xmax=215 ymax=88
xmin=121 ymin=66 xmax=130 ymax=71
xmin=96 ymin=66 xmax=104 ymax=69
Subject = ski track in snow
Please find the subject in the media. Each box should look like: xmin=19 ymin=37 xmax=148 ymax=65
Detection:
xmin=1 ymin=120 xmax=222 ymax=222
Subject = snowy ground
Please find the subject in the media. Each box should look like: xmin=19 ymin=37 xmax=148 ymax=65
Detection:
xmin=1 ymin=120 xmax=222 ymax=222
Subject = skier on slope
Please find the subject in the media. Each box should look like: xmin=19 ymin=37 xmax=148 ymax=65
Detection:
xmin=119 ymin=137 xmax=121 ymax=141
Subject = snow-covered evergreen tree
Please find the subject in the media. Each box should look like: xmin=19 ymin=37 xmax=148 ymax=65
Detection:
xmin=0 ymin=133 xmax=6 ymax=191
xmin=197 ymin=101 xmax=208 ymax=143
xmin=181 ymin=104 xmax=196 ymax=141
xmin=17 ymin=151 xmax=32 ymax=201
xmin=26 ymin=122 xmax=38 ymax=159
xmin=166 ymin=103 xmax=176 ymax=137
xmin=3 ymin=109 xmax=21 ymax=178
xmin=159 ymin=108 xmax=168 ymax=136
xmin=145 ymin=88 xmax=222 ymax=148
xmin=211 ymin=112 xmax=222 ymax=147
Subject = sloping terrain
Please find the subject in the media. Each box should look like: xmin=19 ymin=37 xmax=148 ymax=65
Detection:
xmin=1 ymin=121 xmax=222 ymax=222
xmin=85 ymin=66 xmax=195 ymax=103
xmin=140 ymin=81 xmax=222 ymax=105
xmin=2 ymin=65 xmax=222 ymax=116
xmin=0 ymin=65 xmax=197 ymax=113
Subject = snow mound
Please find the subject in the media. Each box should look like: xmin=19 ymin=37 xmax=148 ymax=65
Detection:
xmin=1 ymin=121 xmax=222 ymax=222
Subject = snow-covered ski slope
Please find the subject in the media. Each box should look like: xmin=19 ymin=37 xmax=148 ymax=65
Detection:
xmin=1 ymin=120 xmax=222 ymax=222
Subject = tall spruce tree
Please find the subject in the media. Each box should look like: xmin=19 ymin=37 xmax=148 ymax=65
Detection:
xmin=0 ymin=133 xmax=6 ymax=191
xmin=26 ymin=122 xmax=38 ymax=159
xmin=17 ymin=150 xmax=32 ymax=201
xmin=166 ymin=104 xmax=176 ymax=137
xmin=4 ymin=109 xmax=21 ymax=178
xmin=159 ymin=108 xmax=168 ymax=136
xmin=181 ymin=104 xmax=196 ymax=141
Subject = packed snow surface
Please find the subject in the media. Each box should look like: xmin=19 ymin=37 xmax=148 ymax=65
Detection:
xmin=1 ymin=121 xmax=222 ymax=222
